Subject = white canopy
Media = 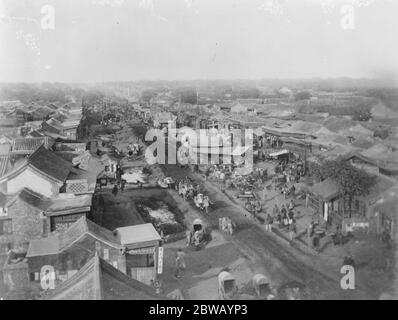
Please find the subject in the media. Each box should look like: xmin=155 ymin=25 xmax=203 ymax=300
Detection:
xmin=269 ymin=149 xmax=289 ymax=157
xmin=218 ymin=271 xmax=235 ymax=284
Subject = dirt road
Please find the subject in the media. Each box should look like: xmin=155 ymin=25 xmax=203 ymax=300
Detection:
xmin=160 ymin=164 xmax=375 ymax=299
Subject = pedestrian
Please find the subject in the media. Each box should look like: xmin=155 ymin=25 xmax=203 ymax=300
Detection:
xmin=288 ymin=209 xmax=294 ymax=220
xmin=227 ymin=219 xmax=234 ymax=236
xmin=112 ymin=184 xmax=118 ymax=197
xmin=175 ymin=249 xmax=186 ymax=278
xmin=273 ymin=204 xmax=280 ymax=217
xmin=120 ymin=180 xmax=125 ymax=192
xmin=266 ymin=214 xmax=273 ymax=232
xmin=288 ymin=199 xmax=295 ymax=211
xmin=153 ymin=279 xmax=163 ymax=294
xmin=203 ymin=196 xmax=210 ymax=214
xmin=186 ymin=230 xmax=191 ymax=247
xmin=288 ymin=219 xmax=296 ymax=241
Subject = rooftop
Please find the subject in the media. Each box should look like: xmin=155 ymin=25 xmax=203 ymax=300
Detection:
xmin=44 ymin=255 xmax=161 ymax=300
xmin=115 ymin=223 xmax=161 ymax=245
xmin=28 ymin=145 xmax=73 ymax=182
xmin=27 ymin=216 xmax=121 ymax=257
xmin=310 ymin=178 xmax=340 ymax=201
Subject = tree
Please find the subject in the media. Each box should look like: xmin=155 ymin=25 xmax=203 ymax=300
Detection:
xmin=140 ymin=89 xmax=157 ymax=103
xmin=352 ymin=108 xmax=372 ymax=121
xmin=294 ymin=91 xmax=311 ymax=101
xmin=314 ymin=159 xmax=375 ymax=217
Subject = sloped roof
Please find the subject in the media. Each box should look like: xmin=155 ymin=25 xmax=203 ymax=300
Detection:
xmin=309 ymin=178 xmax=340 ymax=201
xmin=28 ymin=145 xmax=73 ymax=182
xmin=45 ymin=255 xmax=162 ymax=300
xmin=115 ymin=223 xmax=161 ymax=246
xmin=11 ymin=137 xmax=50 ymax=153
xmin=45 ymin=194 xmax=92 ymax=216
xmin=339 ymin=124 xmax=374 ymax=138
xmin=361 ymin=143 xmax=392 ymax=159
xmin=27 ymin=216 xmax=121 ymax=258
xmin=9 ymin=188 xmax=52 ymax=211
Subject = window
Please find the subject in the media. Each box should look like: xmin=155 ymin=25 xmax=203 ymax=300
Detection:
xmin=0 ymin=207 xmax=8 ymax=216
xmin=126 ymin=253 xmax=155 ymax=268
xmin=0 ymin=219 xmax=12 ymax=235
xmin=103 ymin=248 xmax=109 ymax=260
xmin=0 ymin=242 xmax=12 ymax=255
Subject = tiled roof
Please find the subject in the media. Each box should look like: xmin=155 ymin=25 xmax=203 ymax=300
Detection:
xmin=45 ymin=255 xmax=162 ymax=300
xmin=309 ymin=178 xmax=340 ymax=201
xmin=27 ymin=216 xmax=121 ymax=257
xmin=45 ymin=194 xmax=92 ymax=215
xmin=28 ymin=145 xmax=72 ymax=182
xmin=0 ymin=156 xmax=10 ymax=177
xmin=13 ymin=188 xmax=52 ymax=211
xmin=11 ymin=137 xmax=50 ymax=153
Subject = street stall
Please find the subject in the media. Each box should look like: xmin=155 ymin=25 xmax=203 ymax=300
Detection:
xmin=218 ymin=271 xmax=237 ymax=300
xmin=187 ymin=218 xmax=211 ymax=250
xmin=252 ymin=274 xmax=275 ymax=299
xmin=115 ymin=223 xmax=163 ymax=285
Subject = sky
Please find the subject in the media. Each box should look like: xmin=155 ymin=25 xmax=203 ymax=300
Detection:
xmin=0 ymin=0 xmax=398 ymax=82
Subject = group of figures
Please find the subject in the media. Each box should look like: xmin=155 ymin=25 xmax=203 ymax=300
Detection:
xmin=176 ymin=177 xmax=212 ymax=213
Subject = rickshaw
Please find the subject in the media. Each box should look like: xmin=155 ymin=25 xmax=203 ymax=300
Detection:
xmin=218 ymin=271 xmax=238 ymax=300
xmin=244 ymin=198 xmax=262 ymax=215
xmin=272 ymin=174 xmax=286 ymax=190
xmin=193 ymin=193 xmax=204 ymax=210
xmin=157 ymin=177 xmax=174 ymax=189
xmin=188 ymin=219 xmax=211 ymax=250
xmin=252 ymin=274 xmax=276 ymax=299
xmin=278 ymin=281 xmax=306 ymax=300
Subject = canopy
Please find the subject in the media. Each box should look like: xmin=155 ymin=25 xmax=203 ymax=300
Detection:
xmin=252 ymin=273 xmax=269 ymax=285
xmin=193 ymin=219 xmax=203 ymax=226
xmin=269 ymin=149 xmax=289 ymax=157
xmin=218 ymin=271 xmax=235 ymax=284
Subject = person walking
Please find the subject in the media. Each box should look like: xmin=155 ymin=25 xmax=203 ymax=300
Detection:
xmin=186 ymin=230 xmax=192 ymax=247
xmin=288 ymin=219 xmax=296 ymax=241
xmin=266 ymin=214 xmax=274 ymax=232
xmin=227 ymin=219 xmax=234 ymax=236
xmin=273 ymin=204 xmax=280 ymax=217
xmin=203 ymin=196 xmax=210 ymax=214
xmin=112 ymin=184 xmax=118 ymax=197
xmin=175 ymin=249 xmax=186 ymax=278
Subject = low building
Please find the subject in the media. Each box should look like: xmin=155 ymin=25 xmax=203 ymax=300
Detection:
xmin=0 ymin=188 xmax=51 ymax=254
xmin=10 ymin=137 xmax=52 ymax=155
xmin=115 ymin=223 xmax=162 ymax=285
xmin=307 ymin=176 xmax=396 ymax=235
xmin=26 ymin=216 xmax=126 ymax=285
xmin=44 ymin=255 xmax=161 ymax=300
xmin=0 ymin=145 xmax=73 ymax=197
xmin=44 ymin=193 xmax=93 ymax=232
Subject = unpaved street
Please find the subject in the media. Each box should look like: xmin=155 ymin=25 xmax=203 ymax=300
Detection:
xmin=159 ymin=164 xmax=375 ymax=300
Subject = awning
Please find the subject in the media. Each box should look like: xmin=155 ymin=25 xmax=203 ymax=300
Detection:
xmin=269 ymin=149 xmax=289 ymax=157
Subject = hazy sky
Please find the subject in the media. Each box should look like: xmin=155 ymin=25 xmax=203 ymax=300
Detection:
xmin=1 ymin=0 xmax=398 ymax=82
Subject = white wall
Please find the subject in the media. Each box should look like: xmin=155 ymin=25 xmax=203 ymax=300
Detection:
xmin=7 ymin=167 xmax=58 ymax=197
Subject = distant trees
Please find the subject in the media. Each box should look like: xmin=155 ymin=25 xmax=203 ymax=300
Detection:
xmin=309 ymin=160 xmax=375 ymax=213
xmin=180 ymin=88 xmax=198 ymax=104
xmin=352 ymin=108 xmax=372 ymax=121
xmin=140 ymin=89 xmax=157 ymax=103
xmin=365 ymin=88 xmax=398 ymax=112
xmin=294 ymin=91 xmax=311 ymax=101
xmin=373 ymin=127 xmax=391 ymax=140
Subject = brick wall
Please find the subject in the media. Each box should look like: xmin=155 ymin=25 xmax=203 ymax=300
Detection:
xmin=9 ymin=200 xmax=47 ymax=245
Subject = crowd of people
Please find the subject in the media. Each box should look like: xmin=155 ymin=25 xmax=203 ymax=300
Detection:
xmin=175 ymin=177 xmax=212 ymax=213
xmin=264 ymin=201 xmax=297 ymax=241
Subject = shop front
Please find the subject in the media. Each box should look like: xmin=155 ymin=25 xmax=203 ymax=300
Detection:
xmin=115 ymin=223 xmax=162 ymax=285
